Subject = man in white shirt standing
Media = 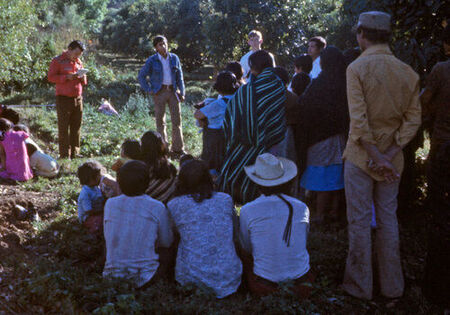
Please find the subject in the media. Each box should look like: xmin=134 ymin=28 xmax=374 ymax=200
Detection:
xmin=308 ymin=36 xmax=327 ymax=79
xmin=240 ymin=30 xmax=275 ymax=82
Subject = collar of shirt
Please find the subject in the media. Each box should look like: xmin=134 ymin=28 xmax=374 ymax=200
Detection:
xmin=360 ymin=44 xmax=392 ymax=58
xmin=158 ymin=53 xmax=170 ymax=63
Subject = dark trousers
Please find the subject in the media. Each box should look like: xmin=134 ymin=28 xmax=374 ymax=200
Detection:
xmin=56 ymin=95 xmax=83 ymax=159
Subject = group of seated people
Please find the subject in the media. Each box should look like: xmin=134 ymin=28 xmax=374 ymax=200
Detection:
xmin=0 ymin=105 xmax=59 ymax=183
xmin=76 ymin=129 xmax=312 ymax=299
xmin=75 ymin=54 xmax=326 ymax=298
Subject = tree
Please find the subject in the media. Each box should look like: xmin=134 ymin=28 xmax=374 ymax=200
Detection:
xmin=0 ymin=0 xmax=39 ymax=91
xmin=202 ymin=0 xmax=342 ymax=68
xmin=171 ymin=0 xmax=207 ymax=71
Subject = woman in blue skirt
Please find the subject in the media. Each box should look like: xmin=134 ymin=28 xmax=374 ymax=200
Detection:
xmin=295 ymin=46 xmax=349 ymax=222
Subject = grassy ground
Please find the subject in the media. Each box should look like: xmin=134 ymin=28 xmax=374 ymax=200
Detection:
xmin=0 ymin=51 xmax=440 ymax=313
xmin=0 ymin=89 xmax=440 ymax=314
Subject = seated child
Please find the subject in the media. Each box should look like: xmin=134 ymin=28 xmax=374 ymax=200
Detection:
xmin=0 ymin=118 xmax=33 ymax=182
xmin=103 ymin=160 xmax=173 ymax=288
xmin=77 ymin=161 xmax=120 ymax=234
xmin=194 ymin=71 xmax=239 ymax=176
xmin=111 ymin=139 xmax=141 ymax=172
xmin=13 ymin=124 xmax=59 ymax=178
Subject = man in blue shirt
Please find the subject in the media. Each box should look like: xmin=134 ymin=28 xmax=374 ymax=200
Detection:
xmin=138 ymin=35 xmax=186 ymax=157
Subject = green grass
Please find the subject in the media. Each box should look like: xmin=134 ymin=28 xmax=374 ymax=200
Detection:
xmin=0 ymin=84 xmax=440 ymax=314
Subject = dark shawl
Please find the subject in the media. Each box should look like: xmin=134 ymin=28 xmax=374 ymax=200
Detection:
xmin=218 ymin=67 xmax=286 ymax=203
xmin=295 ymin=46 xmax=349 ymax=174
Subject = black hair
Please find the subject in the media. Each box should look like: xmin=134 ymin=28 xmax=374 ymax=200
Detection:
xmin=26 ymin=142 xmax=38 ymax=156
xmin=0 ymin=118 xmax=12 ymax=133
xmin=117 ymin=160 xmax=150 ymax=196
xmin=77 ymin=161 xmax=103 ymax=186
xmin=291 ymin=72 xmax=311 ymax=97
xmin=343 ymin=47 xmax=362 ymax=66
xmin=68 ymin=40 xmax=85 ymax=51
xmin=294 ymin=54 xmax=313 ymax=74
xmin=357 ymin=26 xmax=390 ymax=44
xmin=225 ymin=61 xmax=244 ymax=84
xmin=257 ymin=179 xmax=295 ymax=246
xmin=320 ymin=46 xmax=347 ymax=77
xmin=179 ymin=154 xmax=194 ymax=167
xmin=153 ymin=35 xmax=167 ymax=47
xmin=0 ymin=106 xmax=20 ymax=125
xmin=122 ymin=139 xmax=141 ymax=160
xmin=309 ymin=36 xmax=327 ymax=50
xmin=272 ymin=66 xmax=289 ymax=87
xmin=0 ymin=118 xmax=12 ymax=141
xmin=173 ymin=159 xmax=214 ymax=203
xmin=248 ymin=50 xmax=274 ymax=75
xmin=443 ymin=23 xmax=450 ymax=46
xmin=213 ymin=71 xmax=239 ymax=95
xmin=140 ymin=131 xmax=176 ymax=179
xmin=12 ymin=124 xmax=30 ymax=134
xmin=257 ymin=180 xmax=293 ymax=196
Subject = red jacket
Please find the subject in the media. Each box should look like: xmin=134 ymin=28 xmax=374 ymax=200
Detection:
xmin=47 ymin=51 xmax=87 ymax=97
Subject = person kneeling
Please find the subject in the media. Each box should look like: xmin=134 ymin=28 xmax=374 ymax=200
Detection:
xmin=103 ymin=160 xmax=173 ymax=288
xmin=240 ymin=153 xmax=314 ymax=298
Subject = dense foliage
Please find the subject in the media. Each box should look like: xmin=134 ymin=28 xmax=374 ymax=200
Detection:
xmin=0 ymin=0 xmax=446 ymax=94
xmin=0 ymin=0 xmax=40 ymax=90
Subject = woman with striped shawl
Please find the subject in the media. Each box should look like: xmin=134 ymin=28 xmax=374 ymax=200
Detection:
xmin=218 ymin=50 xmax=287 ymax=204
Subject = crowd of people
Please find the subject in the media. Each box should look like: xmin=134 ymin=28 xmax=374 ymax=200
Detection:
xmin=0 ymin=9 xmax=448 ymax=309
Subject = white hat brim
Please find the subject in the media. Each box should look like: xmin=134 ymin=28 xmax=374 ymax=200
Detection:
xmin=244 ymin=156 xmax=297 ymax=187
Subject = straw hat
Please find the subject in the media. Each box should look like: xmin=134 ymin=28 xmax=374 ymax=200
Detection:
xmin=244 ymin=153 xmax=297 ymax=187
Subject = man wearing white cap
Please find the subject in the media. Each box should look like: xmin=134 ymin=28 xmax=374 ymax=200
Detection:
xmin=239 ymin=153 xmax=314 ymax=297
xmin=342 ymin=11 xmax=421 ymax=300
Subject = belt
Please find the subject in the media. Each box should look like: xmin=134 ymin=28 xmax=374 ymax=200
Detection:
xmin=161 ymin=84 xmax=173 ymax=90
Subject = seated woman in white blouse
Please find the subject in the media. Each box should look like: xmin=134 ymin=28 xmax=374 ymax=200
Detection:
xmin=239 ymin=153 xmax=314 ymax=297
xmin=167 ymin=159 xmax=242 ymax=298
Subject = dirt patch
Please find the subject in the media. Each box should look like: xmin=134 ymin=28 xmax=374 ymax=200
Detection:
xmin=0 ymin=184 xmax=59 ymax=256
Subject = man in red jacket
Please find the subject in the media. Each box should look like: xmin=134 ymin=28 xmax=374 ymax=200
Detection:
xmin=48 ymin=40 xmax=87 ymax=159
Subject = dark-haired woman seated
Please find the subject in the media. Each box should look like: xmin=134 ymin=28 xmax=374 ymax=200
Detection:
xmin=167 ymin=159 xmax=242 ymax=298
xmin=140 ymin=131 xmax=177 ymax=204
xmin=239 ymin=153 xmax=313 ymax=298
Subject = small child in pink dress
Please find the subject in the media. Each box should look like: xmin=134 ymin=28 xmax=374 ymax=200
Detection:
xmin=0 ymin=118 xmax=33 ymax=181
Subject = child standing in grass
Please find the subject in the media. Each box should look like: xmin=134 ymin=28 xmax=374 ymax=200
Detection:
xmin=77 ymin=161 xmax=119 ymax=234
xmin=0 ymin=118 xmax=33 ymax=182
xmin=111 ymin=139 xmax=141 ymax=172
xmin=194 ymin=71 xmax=239 ymax=176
